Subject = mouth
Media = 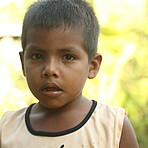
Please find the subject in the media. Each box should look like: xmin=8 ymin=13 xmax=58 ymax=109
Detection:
xmin=41 ymin=83 xmax=63 ymax=97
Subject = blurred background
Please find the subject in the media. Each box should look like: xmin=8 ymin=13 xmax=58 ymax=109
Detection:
xmin=0 ymin=0 xmax=147 ymax=147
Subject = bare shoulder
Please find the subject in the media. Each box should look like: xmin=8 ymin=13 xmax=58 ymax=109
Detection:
xmin=119 ymin=115 xmax=139 ymax=148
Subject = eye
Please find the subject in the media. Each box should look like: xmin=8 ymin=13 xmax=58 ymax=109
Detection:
xmin=63 ymin=54 xmax=76 ymax=61
xmin=31 ymin=54 xmax=43 ymax=60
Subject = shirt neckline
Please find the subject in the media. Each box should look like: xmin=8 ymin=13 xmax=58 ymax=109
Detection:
xmin=25 ymin=100 xmax=97 ymax=137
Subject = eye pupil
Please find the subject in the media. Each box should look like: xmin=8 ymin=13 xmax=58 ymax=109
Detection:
xmin=32 ymin=54 xmax=42 ymax=60
xmin=66 ymin=55 xmax=72 ymax=60
xmin=64 ymin=54 xmax=75 ymax=60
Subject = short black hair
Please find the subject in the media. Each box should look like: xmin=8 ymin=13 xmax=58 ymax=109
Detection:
xmin=22 ymin=0 xmax=100 ymax=60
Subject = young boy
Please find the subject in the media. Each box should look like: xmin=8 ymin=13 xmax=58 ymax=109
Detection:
xmin=0 ymin=0 xmax=139 ymax=147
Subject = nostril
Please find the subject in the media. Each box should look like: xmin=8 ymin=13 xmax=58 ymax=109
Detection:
xmin=53 ymin=73 xmax=57 ymax=77
xmin=42 ymin=71 xmax=58 ymax=78
xmin=42 ymin=63 xmax=59 ymax=78
xmin=44 ymin=73 xmax=49 ymax=77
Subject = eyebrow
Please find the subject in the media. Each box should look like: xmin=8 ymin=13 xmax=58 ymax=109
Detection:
xmin=26 ymin=46 xmax=44 ymax=52
xmin=59 ymin=48 xmax=80 ymax=53
xmin=26 ymin=45 xmax=82 ymax=53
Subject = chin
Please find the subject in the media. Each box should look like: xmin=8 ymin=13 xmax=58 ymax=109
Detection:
xmin=39 ymin=100 xmax=68 ymax=109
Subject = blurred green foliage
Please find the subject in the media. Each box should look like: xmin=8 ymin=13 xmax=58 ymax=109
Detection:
xmin=0 ymin=0 xmax=147 ymax=147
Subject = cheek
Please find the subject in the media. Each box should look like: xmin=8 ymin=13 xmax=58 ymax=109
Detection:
xmin=25 ymin=62 xmax=41 ymax=78
xmin=65 ymin=76 xmax=87 ymax=97
xmin=25 ymin=66 xmax=41 ymax=89
xmin=65 ymin=67 xmax=89 ymax=88
xmin=26 ymin=75 xmax=36 ymax=91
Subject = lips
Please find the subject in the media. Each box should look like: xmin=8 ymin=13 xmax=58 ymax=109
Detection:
xmin=41 ymin=82 xmax=63 ymax=97
xmin=43 ymin=87 xmax=61 ymax=91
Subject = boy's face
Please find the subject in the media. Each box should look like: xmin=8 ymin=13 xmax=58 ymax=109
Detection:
xmin=20 ymin=28 xmax=101 ymax=109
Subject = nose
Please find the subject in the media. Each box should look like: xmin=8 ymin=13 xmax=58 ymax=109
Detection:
xmin=42 ymin=58 xmax=59 ymax=78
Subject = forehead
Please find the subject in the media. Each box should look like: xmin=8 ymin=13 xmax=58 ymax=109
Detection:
xmin=25 ymin=27 xmax=87 ymax=54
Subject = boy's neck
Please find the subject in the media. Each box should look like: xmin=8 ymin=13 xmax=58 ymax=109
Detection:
xmin=32 ymin=96 xmax=92 ymax=115
xmin=29 ymin=96 xmax=93 ymax=132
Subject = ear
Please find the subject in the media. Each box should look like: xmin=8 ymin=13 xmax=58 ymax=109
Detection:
xmin=19 ymin=51 xmax=26 ymax=76
xmin=88 ymin=53 xmax=102 ymax=79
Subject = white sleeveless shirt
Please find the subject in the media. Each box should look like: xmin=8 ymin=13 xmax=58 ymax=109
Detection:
xmin=0 ymin=101 xmax=125 ymax=148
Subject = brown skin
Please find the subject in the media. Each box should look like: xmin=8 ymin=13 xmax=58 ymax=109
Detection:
xmin=20 ymin=27 xmax=139 ymax=147
xmin=119 ymin=116 xmax=139 ymax=148
xmin=20 ymin=27 xmax=102 ymax=131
